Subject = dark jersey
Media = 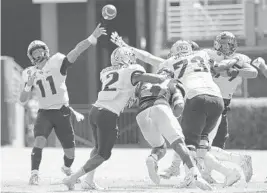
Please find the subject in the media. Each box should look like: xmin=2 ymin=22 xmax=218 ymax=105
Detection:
xmin=135 ymin=79 xmax=185 ymax=112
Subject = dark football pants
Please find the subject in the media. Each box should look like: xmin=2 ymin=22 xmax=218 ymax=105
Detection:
xmin=34 ymin=105 xmax=75 ymax=149
xmin=89 ymin=106 xmax=118 ymax=160
xmin=181 ymin=94 xmax=224 ymax=148
xmin=212 ymin=98 xmax=231 ymax=149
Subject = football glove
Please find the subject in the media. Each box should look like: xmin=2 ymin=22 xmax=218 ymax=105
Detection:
xmin=252 ymin=57 xmax=266 ymax=69
xmin=110 ymin=31 xmax=129 ymax=48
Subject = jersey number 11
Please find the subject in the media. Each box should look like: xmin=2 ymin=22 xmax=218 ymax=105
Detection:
xmin=36 ymin=76 xmax=57 ymax=97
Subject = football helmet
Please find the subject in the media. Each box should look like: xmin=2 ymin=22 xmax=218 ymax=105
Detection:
xmin=214 ymin=31 xmax=237 ymax=56
xmin=169 ymin=40 xmax=193 ymax=57
xmin=110 ymin=47 xmax=136 ymax=66
xmin=27 ymin=40 xmax=50 ymax=65
xmin=157 ymin=67 xmax=174 ymax=78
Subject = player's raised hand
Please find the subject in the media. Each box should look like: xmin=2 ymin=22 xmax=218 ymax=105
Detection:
xmin=110 ymin=31 xmax=129 ymax=47
xmin=26 ymin=72 xmax=37 ymax=87
xmin=92 ymin=23 xmax=107 ymax=38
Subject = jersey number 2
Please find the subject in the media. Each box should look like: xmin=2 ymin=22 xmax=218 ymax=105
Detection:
xmin=36 ymin=76 xmax=57 ymax=97
xmin=103 ymin=72 xmax=119 ymax=91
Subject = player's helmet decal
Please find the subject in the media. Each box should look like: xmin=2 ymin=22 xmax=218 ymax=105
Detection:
xmin=169 ymin=40 xmax=193 ymax=57
xmin=188 ymin=40 xmax=200 ymax=51
xmin=110 ymin=47 xmax=136 ymax=66
xmin=214 ymin=31 xmax=237 ymax=56
xmin=27 ymin=40 xmax=50 ymax=65
xmin=157 ymin=67 xmax=174 ymax=78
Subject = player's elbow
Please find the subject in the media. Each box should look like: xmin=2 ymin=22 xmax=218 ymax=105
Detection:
xmin=247 ymin=68 xmax=258 ymax=78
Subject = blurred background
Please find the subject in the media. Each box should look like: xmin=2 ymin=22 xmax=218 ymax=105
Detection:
xmin=1 ymin=0 xmax=267 ymax=149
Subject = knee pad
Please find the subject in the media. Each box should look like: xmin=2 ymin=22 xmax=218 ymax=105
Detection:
xmin=34 ymin=136 xmax=47 ymax=148
xmin=63 ymin=147 xmax=75 ymax=159
xmin=61 ymin=134 xmax=75 ymax=149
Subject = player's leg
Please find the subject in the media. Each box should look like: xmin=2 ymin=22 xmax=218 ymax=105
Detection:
xmin=160 ymin=96 xmax=206 ymax=179
xmin=53 ymin=106 xmax=76 ymax=176
xmin=63 ymin=107 xmax=118 ymax=190
xmin=212 ymin=99 xmax=231 ymax=149
xmin=201 ymin=115 xmax=221 ymax=184
xmin=201 ymin=96 xmax=241 ymax=186
xmin=29 ymin=110 xmax=53 ymax=185
xmin=196 ymin=95 xmax=224 ymax=169
xmin=209 ymin=146 xmax=253 ymax=182
xmin=153 ymin=104 xmax=212 ymax=190
xmin=81 ymin=106 xmax=103 ymax=190
xmin=136 ymin=107 xmax=166 ymax=185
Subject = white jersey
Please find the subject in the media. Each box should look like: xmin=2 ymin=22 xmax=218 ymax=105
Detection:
xmin=207 ymin=49 xmax=251 ymax=99
xmin=22 ymin=53 xmax=69 ymax=109
xmin=94 ymin=64 xmax=145 ymax=115
xmin=159 ymin=50 xmax=222 ymax=99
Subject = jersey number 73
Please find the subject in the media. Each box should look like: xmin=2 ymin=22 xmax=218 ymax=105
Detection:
xmin=173 ymin=56 xmax=209 ymax=78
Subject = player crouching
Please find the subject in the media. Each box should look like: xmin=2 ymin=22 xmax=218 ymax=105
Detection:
xmin=62 ymin=47 xmax=167 ymax=190
xmin=135 ymin=68 xmax=212 ymax=190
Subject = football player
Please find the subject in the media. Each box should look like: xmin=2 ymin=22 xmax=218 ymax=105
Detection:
xmin=111 ymin=33 xmax=242 ymax=187
xmin=202 ymin=32 xmax=256 ymax=183
xmin=19 ymin=23 xmax=107 ymax=185
xmin=62 ymin=47 xmax=167 ymax=190
xmin=161 ymin=34 xmax=255 ymax=183
xmin=134 ymin=67 xmax=212 ymax=190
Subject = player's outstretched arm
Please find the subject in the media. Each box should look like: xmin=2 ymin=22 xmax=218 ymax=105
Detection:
xmin=131 ymin=48 xmax=165 ymax=67
xmin=131 ymin=73 xmax=165 ymax=85
xmin=170 ymin=80 xmax=185 ymax=118
xmin=252 ymin=57 xmax=267 ymax=78
xmin=234 ymin=62 xmax=258 ymax=78
xmin=110 ymin=31 xmax=164 ymax=67
xmin=66 ymin=23 xmax=106 ymax=63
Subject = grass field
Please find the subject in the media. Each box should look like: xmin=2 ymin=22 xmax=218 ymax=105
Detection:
xmin=1 ymin=147 xmax=267 ymax=193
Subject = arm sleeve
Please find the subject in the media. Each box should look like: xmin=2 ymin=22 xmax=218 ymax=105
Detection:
xmin=129 ymin=64 xmax=146 ymax=86
xmin=60 ymin=57 xmax=73 ymax=75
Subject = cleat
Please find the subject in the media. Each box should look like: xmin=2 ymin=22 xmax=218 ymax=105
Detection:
xmin=159 ymin=163 xmax=180 ymax=179
xmin=81 ymin=180 xmax=104 ymax=190
xmin=146 ymin=155 xmax=160 ymax=184
xmin=61 ymin=166 xmax=81 ymax=183
xmin=62 ymin=176 xmax=76 ymax=190
xmin=176 ymin=168 xmax=212 ymax=191
xmin=223 ymin=168 xmax=241 ymax=187
xmin=240 ymin=155 xmax=253 ymax=183
xmin=29 ymin=170 xmax=40 ymax=185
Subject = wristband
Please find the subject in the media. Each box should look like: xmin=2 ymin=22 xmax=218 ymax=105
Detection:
xmin=87 ymin=35 xmax=97 ymax=45
xmin=24 ymin=85 xmax=32 ymax=92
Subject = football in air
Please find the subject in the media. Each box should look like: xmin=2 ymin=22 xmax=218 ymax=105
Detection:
xmin=102 ymin=4 xmax=117 ymax=20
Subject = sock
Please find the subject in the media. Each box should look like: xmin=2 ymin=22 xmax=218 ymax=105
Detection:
xmin=204 ymin=152 xmax=231 ymax=177
xmin=64 ymin=155 xmax=74 ymax=168
xmin=84 ymin=170 xmax=96 ymax=183
xmin=210 ymin=146 xmax=242 ymax=164
xmin=31 ymin=147 xmax=42 ymax=171
xmin=72 ymin=167 xmax=86 ymax=180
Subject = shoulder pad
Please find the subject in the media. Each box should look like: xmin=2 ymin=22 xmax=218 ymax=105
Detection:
xmin=129 ymin=64 xmax=146 ymax=73
xmin=48 ymin=52 xmax=66 ymax=69
xmin=233 ymin=53 xmax=251 ymax=64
